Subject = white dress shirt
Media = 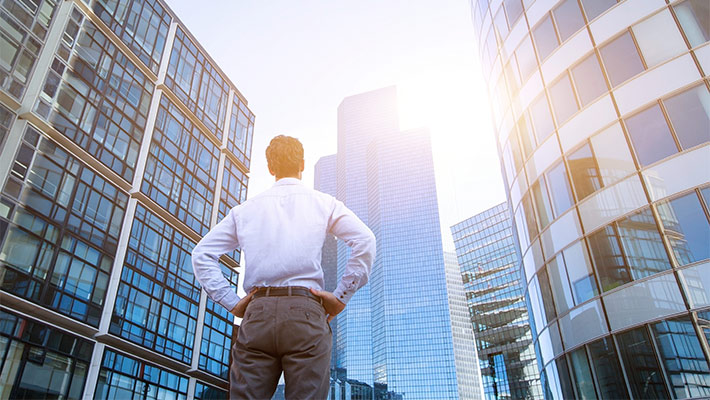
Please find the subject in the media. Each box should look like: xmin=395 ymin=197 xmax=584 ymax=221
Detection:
xmin=192 ymin=177 xmax=376 ymax=311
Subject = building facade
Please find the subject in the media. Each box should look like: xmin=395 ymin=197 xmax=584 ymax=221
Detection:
xmin=0 ymin=0 xmax=255 ymax=398
xmin=451 ymin=204 xmax=541 ymax=399
xmin=470 ymin=0 xmax=710 ymax=398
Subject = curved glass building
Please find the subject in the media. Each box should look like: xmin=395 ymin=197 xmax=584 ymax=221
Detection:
xmin=470 ymin=0 xmax=710 ymax=398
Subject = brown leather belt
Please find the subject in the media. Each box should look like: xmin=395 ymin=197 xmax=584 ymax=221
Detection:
xmin=253 ymin=286 xmax=323 ymax=304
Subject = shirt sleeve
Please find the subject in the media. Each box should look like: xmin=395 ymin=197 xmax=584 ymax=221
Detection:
xmin=328 ymin=199 xmax=376 ymax=304
xmin=191 ymin=208 xmax=241 ymax=311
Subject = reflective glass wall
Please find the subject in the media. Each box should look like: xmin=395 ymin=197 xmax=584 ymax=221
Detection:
xmin=470 ymin=0 xmax=710 ymax=398
xmin=452 ymin=203 xmax=542 ymax=399
xmin=0 ymin=0 xmax=255 ymax=398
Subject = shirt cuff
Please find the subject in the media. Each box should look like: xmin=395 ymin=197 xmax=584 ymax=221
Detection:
xmin=218 ymin=291 xmax=240 ymax=312
xmin=333 ymin=280 xmax=358 ymax=305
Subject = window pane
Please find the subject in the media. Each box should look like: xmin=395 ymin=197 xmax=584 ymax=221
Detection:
xmin=518 ymin=112 xmax=536 ymax=158
xmin=563 ymin=241 xmax=599 ymax=304
xmin=504 ymin=0 xmax=524 ymax=27
xmin=590 ymin=124 xmax=636 ymax=187
xmin=702 ymin=186 xmax=710 ymax=211
xmin=549 ymin=73 xmax=579 ymax=124
xmin=494 ymin=7 xmax=509 ymax=37
xmin=546 ymin=161 xmax=574 ymax=216
xmin=570 ymin=347 xmax=598 ymax=399
xmin=652 ymin=316 xmax=710 ymax=399
xmin=532 ymin=180 xmax=553 ymax=228
xmin=674 ymin=0 xmax=710 ymax=48
xmin=553 ymin=0 xmax=585 ymax=42
xmin=633 ymin=10 xmax=688 ymax=68
xmin=571 ymin=53 xmax=608 ymax=107
xmin=568 ymin=143 xmax=601 ymax=200
xmin=588 ymin=337 xmax=629 ymax=399
xmin=548 ymin=254 xmax=574 ymax=313
xmin=625 ymin=104 xmax=678 ymax=167
xmin=530 ymin=94 xmax=555 ymax=143
xmin=516 ymin=36 xmax=538 ymax=81
xmin=533 ymin=15 xmax=559 ymax=61
xmin=588 ymin=225 xmax=631 ymax=291
xmin=657 ymin=192 xmax=710 ymax=266
xmin=599 ymin=31 xmax=645 ymax=87
xmin=580 ymin=0 xmax=617 ymax=21
xmin=617 ymin=327 xmax=669 ymax=399
xmin=679 ymin=262 xmax=710 ymax=309
xmin=617 ymin=207 xmax=672 ymax=280
xmin=539 ymin=268 xmax=557 ymax=323
xmin=663 ymin=84 xmax=710 ymax=150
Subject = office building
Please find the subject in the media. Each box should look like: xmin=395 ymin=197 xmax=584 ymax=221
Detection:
xmin=0 ymin=0 xmax=254 ymax=398
xmin=444 ymin=251 xmax=486 ymax=399
xmin=329 ymin=86 xmax=478 ymax=399
xmin=452 ymin=204 xmax=541 ymax=399
xmin=470 ymin=0 xmax=710 ymax=398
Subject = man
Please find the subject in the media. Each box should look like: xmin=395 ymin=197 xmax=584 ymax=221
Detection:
xmin=192 ymin=135 xmax=375 ymax=399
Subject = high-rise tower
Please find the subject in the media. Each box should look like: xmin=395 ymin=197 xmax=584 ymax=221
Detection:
xmin=0 ymin=0 xmax=254 ymax=398
xmin=470 ymin=0 xmax=710 ymax=398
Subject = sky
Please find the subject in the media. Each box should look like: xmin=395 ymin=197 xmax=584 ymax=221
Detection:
xmin=165 ymin=0 xmax=506 ymax=250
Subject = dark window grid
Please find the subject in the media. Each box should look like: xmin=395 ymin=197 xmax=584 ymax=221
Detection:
xmin=36 ymin=19 xmax=153 ymax=182
xmin=654 ymin=314 xmax=710 ymax=396
xmin=193 ymin=382 xmax=227 ymax=400
xmin=90 ymin=0 xmax=171 ymax=75
xmin=1 ymin=129 xmax=127 ymax=327
xmin=615 ymin=326 xmax=671 ymax=399
xmin=165 ymin=27 xmax=229 ymax=142
xmin=227 ymin=99 xmax=254 ymax=170
xmin=110 ymin=205 xmax=200 ymax=364
xmin=0 ymin=104 xmax=16 ymax=151
xmin=199 ymin=263 xmax=238 ymax=380
xmin=141 ymin=96 xmax=219 ymax=236
xmin=97 ymin=349 xmax=189 ymax=398
xmin=218 ymin=158 xmax=247 ymax=263
xmin=0 ymin=0 xmax=59 ymax=99
xmin=0 ymin=310 xmax=93 ymax=399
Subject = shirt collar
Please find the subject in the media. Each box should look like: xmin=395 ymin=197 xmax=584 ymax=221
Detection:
xmin=273 ymin=177 xmax=303 ymax=187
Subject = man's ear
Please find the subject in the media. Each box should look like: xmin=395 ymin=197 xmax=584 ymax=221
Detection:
xmin=300 ymin=159 xmax=305 ymax=172
xmin=268 ymin=166 xmax=276 ymax=177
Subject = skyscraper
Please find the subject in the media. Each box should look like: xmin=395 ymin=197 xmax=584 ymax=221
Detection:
xmin=330 ymin=86 xmax=477 ymax=399
xmin=451 ymin=204 xmax=541 ymax=399
xmin=470 ymin=0 xmax=710 ymax=398
xmin=0 ymin=0 xmax=254 ymax=398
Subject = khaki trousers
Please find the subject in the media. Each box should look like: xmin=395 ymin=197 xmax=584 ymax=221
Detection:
xmin=230 ymin=295 xmax=332 ymax=399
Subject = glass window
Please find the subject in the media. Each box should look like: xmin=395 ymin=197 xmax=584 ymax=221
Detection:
xmin=652 ymin=316 xmax=710 ymax=399
xmin=599 ymin=31 xmax=645 ymax=87
xmin=679 ymin=262 xmax=710 ymax=308
xmin=590 ymin=124 xmax=636 ymax=187
xmin=588 ymin=224 xmax=631 ymax=291
xmin=200 ymin=263 xmax=238 ymax=379
xmin=518 ymin=112 xmax=536 ymax=158
xmin=571 ymin=53 xmax=608 ymax=107
xmin=663 ymin=84 xmax=710 ymax=150
xmin=530 ymin=94 xmax=555 ymax=143
xmin=547 ymin=254 xmax=574 ymax=313
xmin=533 ymin=15 xmax=559 ymax=61
xmin=494 ymin=7 xmax=509 ymax=37
xmin=563 ymin=241 xmax=598 ymax=303
xmin=504 ymin=0 xmax=524 ymax=27
xmin=580 ymin=0 xmax=618 ymax=21
xmin=568 ymin=143 xmax=601 ymax=200
xmin=194 ymin=382 xmax=227 ymax=400
xmin=617 ymin=207 xmax=672 ymax=280
xmin=625 ymin=103 xmax=678 ymax=167
xmin=674 ymin=0 xmax=710 ymax=48
xmin=616 ymin=327 xmax=669 ymax=399
xmin=570 ymin=347 xmax=597 ymax=399
xmin=522 ymin=193 xmax=539 ymax=242
xmin=633 ymin=10 xmax=688 ymax=68
xmin=588 ymin=337 xmax=629 ymax=399
xmin=553 ymin=0 xmax=585 ymax=42
xmin=545 ymin=161 xmax=573 ymax=216
xmin=702 ymin=186 xmax=710 ymax=211
xmin=539 ymin=267 xmax=557 ymax=323
xmin=657 ymin=192 xmax=710 ymax=266
xmin=516 ymin=36 xmax=538 ymax=81
xmin=549 ymin=73 xmax=579 ymax=124
xmin=532 ymin=180 xmax=553 ymax=229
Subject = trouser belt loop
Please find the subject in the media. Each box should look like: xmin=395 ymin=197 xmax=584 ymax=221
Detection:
xmin=288 ymin=287 xmax=292 ymax=296
xmin=265 ymin=287 xmax=271 ymax=296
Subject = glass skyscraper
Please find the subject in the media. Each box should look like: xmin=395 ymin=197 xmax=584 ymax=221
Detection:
xmin=470 ymin=0 xmax=710 ymax=398
xmin=0 ymin=0 xmax=254 ymax=398
xmin=451 ymin=203 xmax=541 ymax=399
xmin=327 ymin=86 xmax=478 ymax=399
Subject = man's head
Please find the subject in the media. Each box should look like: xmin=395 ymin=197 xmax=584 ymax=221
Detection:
xmin=265 ymin=135 xmax=305 ymax=179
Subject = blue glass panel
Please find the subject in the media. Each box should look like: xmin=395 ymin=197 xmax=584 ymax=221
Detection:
xmin=657 ymin=191 xmax=710 ymax=266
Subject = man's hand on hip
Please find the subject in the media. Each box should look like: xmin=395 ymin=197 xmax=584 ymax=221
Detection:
xmin=230 ymin=288 xmax=258 ymax=318
xmin=310 ymin=288 xmax=346 ymax=322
